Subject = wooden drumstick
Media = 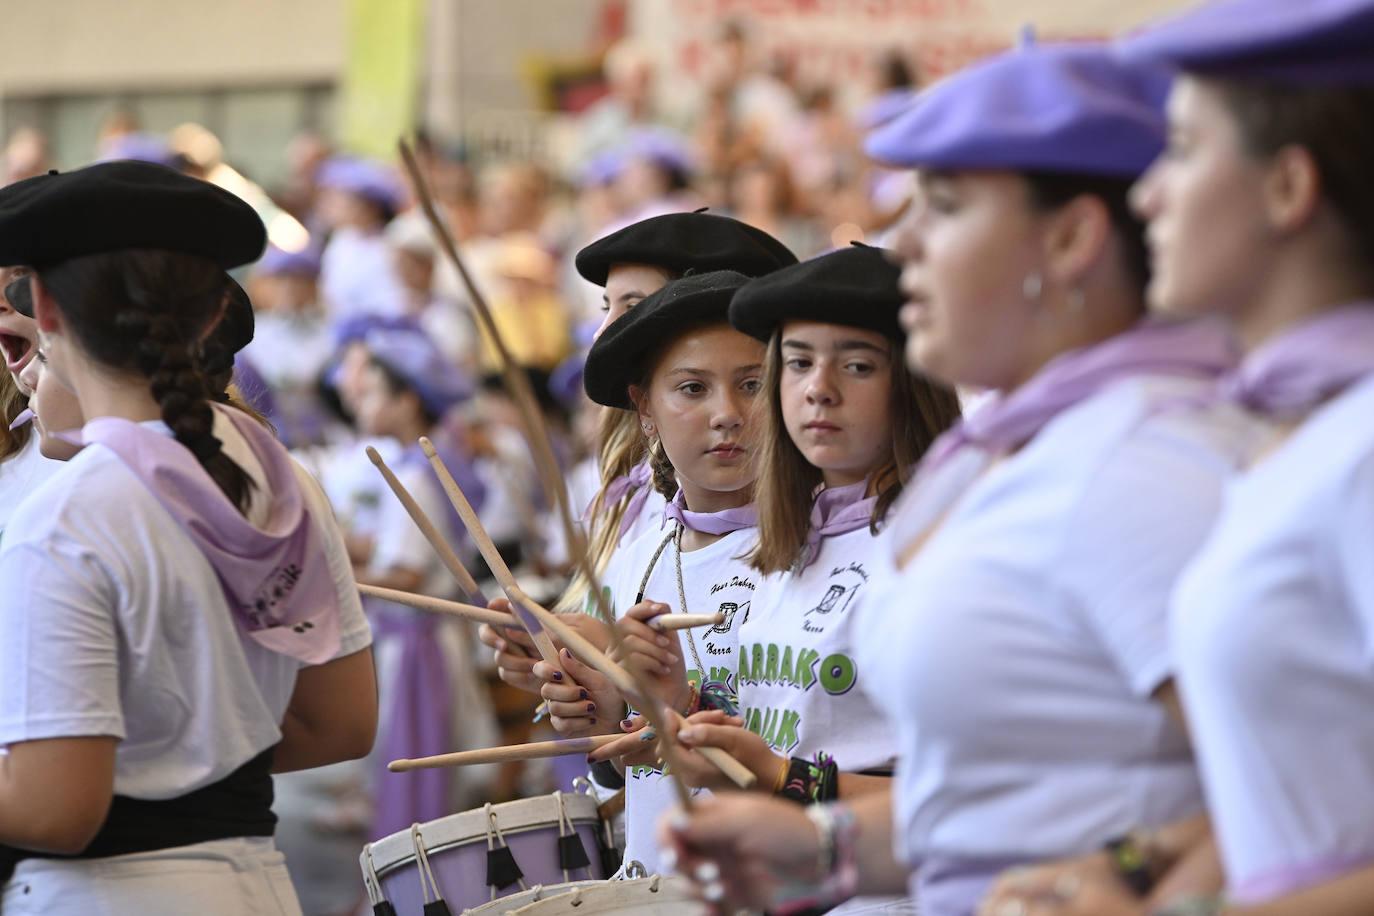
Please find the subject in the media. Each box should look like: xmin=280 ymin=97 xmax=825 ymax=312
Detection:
xmin=389 ymin=734 xmax=620 ymax=772
xmin=365 ymin=445 xmax=485 ymax=603
xmin=420 ymin=440 xmax=756 ymax=790
xmin=358 ymin=584 xmax=516 ymax=628
xmin=650 ymin=613 xmax=724 ymax=632
xmin=417 ymin=437 xmax=562 ymax=667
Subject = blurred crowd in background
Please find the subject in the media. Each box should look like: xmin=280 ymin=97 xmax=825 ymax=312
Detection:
xmin=1 ymin=20 xmax=924 ymax=915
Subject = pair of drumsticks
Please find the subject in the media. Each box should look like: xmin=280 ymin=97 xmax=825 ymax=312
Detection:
xmin=359 ymin=143 xmax=754 ymax=798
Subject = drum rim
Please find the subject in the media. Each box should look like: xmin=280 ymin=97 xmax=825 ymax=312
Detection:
xmin=364 ymin=793 xmax=604 ymax=876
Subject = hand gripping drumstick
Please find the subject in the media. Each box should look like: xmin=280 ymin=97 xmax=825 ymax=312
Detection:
xmin=421 ymin=440 xmax=756 ymax=790
xmin=358 ymin=584 xmax=518 ymax=628
xmin=364 ymin=445 xmax=486 ymax=605
xmin=400 ymin=141 xmax=751 ymax=801
xmin=389 ymin=734 xmax=621 ymax=772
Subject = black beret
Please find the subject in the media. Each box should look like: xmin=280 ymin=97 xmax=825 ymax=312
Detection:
xmin=215 ymin=277 xmax=255 ymax=356
xmin=575 ymin=211 xmax=797 ymax=287
xmin=0 ymin=160 xmax=266 ymax=270
xmin=584 ymin=269 xmax=752 ymax=409
xmin=729 ymin=243 xmax=905 ymax=343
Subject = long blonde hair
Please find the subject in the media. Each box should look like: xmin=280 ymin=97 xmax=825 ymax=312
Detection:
xmin=0 ymin=370 xmax=31 ymax=462
xmin=555 ymin=405 xmax=649 ymax=613
xmin=747 ymin=330 xmax=962 ymax=575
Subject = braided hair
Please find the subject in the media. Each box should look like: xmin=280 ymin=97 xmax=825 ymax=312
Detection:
xmin=37 ymin=248 xmax=254 ymax=512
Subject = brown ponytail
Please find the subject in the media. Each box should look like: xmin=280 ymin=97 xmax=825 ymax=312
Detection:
xmin=37 ymin=249 xmax=254 ymax=512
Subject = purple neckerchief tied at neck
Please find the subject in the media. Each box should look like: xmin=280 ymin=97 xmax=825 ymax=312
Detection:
xmin=920 ymin=317 xmax=1238 ymax=476
xmin=798 ymin=479 xmax=879 ymax=570
xmin=598 ymin=461 xmax=654 ymax=537
xmin=889 ymin=318 xmax=1237 ymax=553
xmin=1222 ymin=303 xmax=1374 ymax=418
xmin=663 ymin=490 xmax=758 ymax=536
xmin=8 ymin=408 xmax=33 ymax=430
xmin=77 ymin=404 xmax=342 ymax=665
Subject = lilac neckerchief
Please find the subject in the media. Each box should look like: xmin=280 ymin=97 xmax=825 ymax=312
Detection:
xmin=598 ymin=461 xmax=653 ymax=537
xmin=890 ymin=318 xmax=1237 ymax=554
xmin=77 ymin=403 xmax=342 ymax=665
xmin=8 ymin=408 xmax=32 ymax=430
xmin=663 ymin=490 xmax=758 ymax=536
xmin=798 ymin=480 xmax=880 ymax=571
xmin=920 ymin=317 xmax=1238 ymax=475
xmin=1222 ymin=303 xmax=1374 ymax=418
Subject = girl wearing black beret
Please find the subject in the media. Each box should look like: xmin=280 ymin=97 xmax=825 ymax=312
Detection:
xmin=513 ymin=269 xmax=766 ymax=876
xmin=478 ymin=212 xmax=795 ymax=715
xmin=632 ymin=246 xmax=959 ymax=904
xmin=0 ymin=161 xmax=377 ymax=914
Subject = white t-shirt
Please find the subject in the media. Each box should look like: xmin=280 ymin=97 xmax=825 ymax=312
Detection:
xmin=367 ymin=454 xmax=464 ymax=599
xmin=0 ymin=436 xmax=63 ymax=546
xmin=740 ymin=524 xmax=897 ymax=773
xmin=604 ymin=519 xmax=758 ymax=875
xmin=0 ymin=411 xmax=372 ymax=799
xmin=1173 ymin=373 xmax=1374 ymax=904
xmin=320 ymin=227 xmax=406 ymax=321
xmin=858 ymin=376 xmax=1254 ymax=915
xmin=241 ymin=311 xmax=335 ymax=392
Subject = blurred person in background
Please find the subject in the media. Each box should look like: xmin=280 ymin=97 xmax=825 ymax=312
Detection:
xmin=241 ymin=245 xmax=336 ymax=448
xmin=317 ymin=156 xmax=409 ymax=322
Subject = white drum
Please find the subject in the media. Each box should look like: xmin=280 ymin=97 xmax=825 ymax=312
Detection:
xmin=509 ymin=875 xmax=706 ymax=915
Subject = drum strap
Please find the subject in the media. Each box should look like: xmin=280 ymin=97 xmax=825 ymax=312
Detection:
xmin=554 ymin=791 xmax=592 ymax=880
xmin=483 ymin=804 xmax=528 ymax=899
xmin=0 ymin=747 xmax=275 ymax=887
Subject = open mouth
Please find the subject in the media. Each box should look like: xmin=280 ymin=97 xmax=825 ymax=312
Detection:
xmin=0 ymin=331 xmax=32 ymax=373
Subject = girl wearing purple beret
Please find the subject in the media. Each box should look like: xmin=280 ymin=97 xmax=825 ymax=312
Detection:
xmin=977 ymin=2 xmax=1374 ymax=915
xmin=659 ymin=41 xmax=1254 ymax=916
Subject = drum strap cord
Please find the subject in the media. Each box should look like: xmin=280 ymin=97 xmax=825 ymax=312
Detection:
xmin=361 ymin=844 xmax=399 ymax=916
xmin=484 ymin=803 xmax=529 ymax=900
xmin=553 ymin=790 xmax=594 ymax=883
xmin=412 ymin=823 xmax=455 ymax=915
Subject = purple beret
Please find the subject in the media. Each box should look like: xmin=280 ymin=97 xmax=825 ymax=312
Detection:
xmin=317 ymin=156 xmax=406 ymax=212
xmin=364 ymin=327 xmax=473 ymax=417
xmin=1118 ymin=0 xmax=1374 ymax=86
xmin=865 ymin=42 xmax=1170 ymax=178
xmin=98 ymin=133 xmax=182 ymax=168
xmin=256 ymin=243 xmax=321 ymax=278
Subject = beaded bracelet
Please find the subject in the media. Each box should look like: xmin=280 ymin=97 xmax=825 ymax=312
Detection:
xmin=771 ymin=802 xmax=860 ymax=915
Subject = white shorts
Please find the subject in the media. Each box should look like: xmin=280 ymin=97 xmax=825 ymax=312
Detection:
xmin=1 ymin=837 xmax=302 ymax=916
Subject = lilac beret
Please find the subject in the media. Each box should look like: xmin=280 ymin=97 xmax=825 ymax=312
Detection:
xmin=364 ymin=327 xmax=473 ymax=417
xmin=1118 ymin=0 xmax=1374 ymax=86
xmin=255 ymin=244 xmax=321 ymax=278
xmin=317 ymin=156 xmax=406 ymax=211
xmin=865 ymin=42 xmax=1170 ymax=178
xmin=98 ymin=133 xmax=182 ymax=168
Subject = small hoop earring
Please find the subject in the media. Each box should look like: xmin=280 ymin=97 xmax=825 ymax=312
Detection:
xmin=1022 ymin=272 xmax=1043 ymax=302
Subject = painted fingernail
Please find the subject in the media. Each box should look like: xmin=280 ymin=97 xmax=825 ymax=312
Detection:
xmin=639 ymin=729 xmax=657 ymax=742
xmin=586 ymin=703 xmax=597 ymax=713
xmin=695 ymin=861 xmax=720 ymax=883
xmin=579 ymin=689 xmax=589 ymax=700
xmin=551 ymin=671 xmax=564 ymax=681
xmin=620 ymin=718 xmax=634 ymax=730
